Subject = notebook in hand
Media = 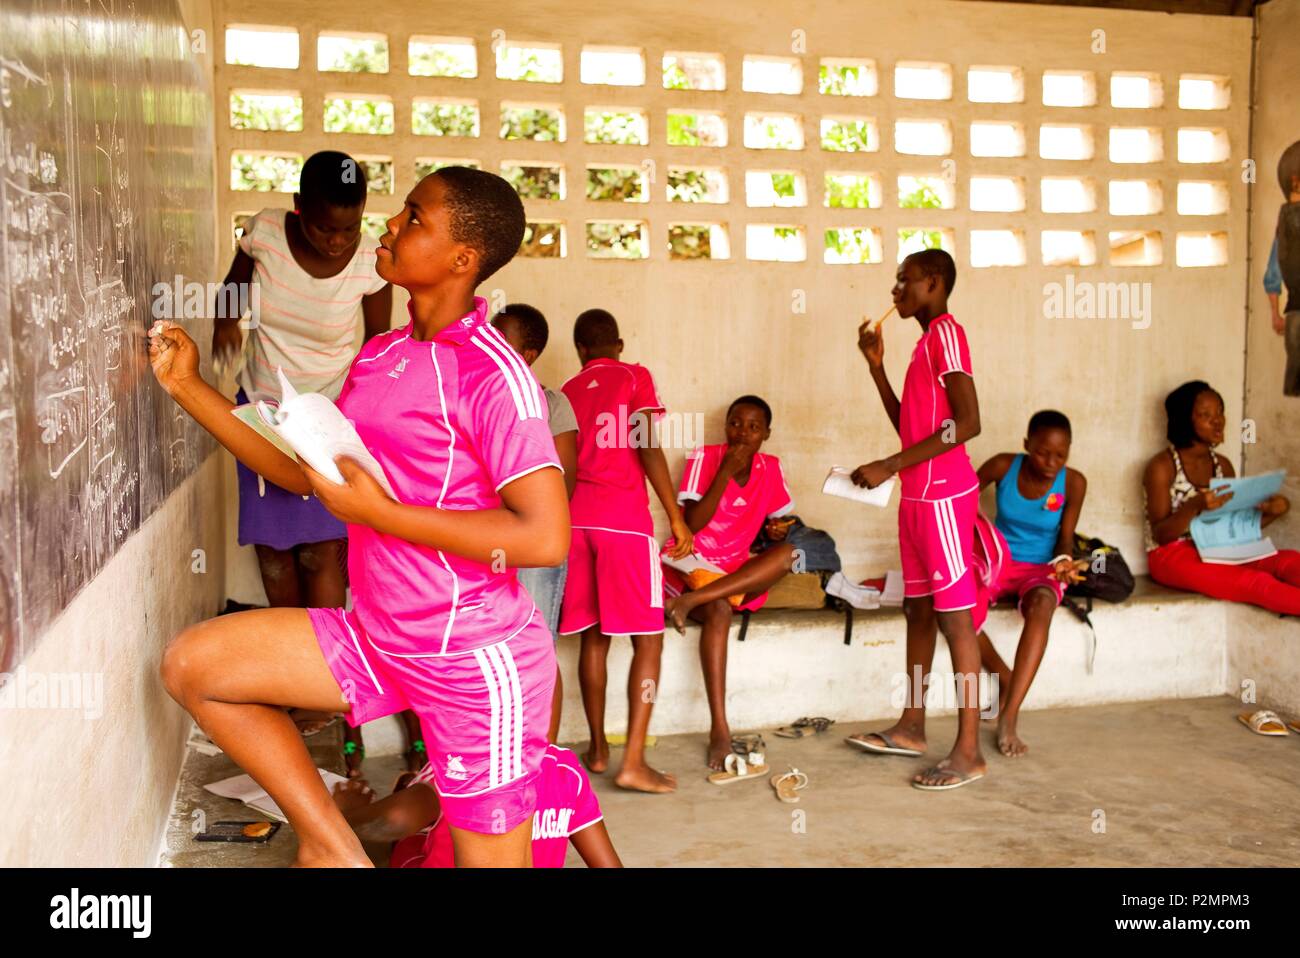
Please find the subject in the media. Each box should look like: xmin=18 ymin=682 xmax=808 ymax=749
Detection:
xmin=822 ymin=466 xmax=896 ymax=507
xmin=232 ymin=367 xmax=396 ymax=498
xmin=1190 ymin=470 xmax=1286 ymax=565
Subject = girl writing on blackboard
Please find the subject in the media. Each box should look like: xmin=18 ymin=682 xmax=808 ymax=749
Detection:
xmin=215 ymin=151 xmax=418 ymax=777
xmin=150 ymin=167 xmax=569 ymax=867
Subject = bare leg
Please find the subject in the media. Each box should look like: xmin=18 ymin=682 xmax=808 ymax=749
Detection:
xmin=577 ymin=626 xmax=610 ymax=772
xmin=665 ymin=544 xmax=796 ymax=632
xmin=846 ymin=595 xmax=936 ymax=753
xmin=254 ymin=544 xmax=301 ymax=608
xmin=548 ymin=665 xmax=563 ymax=744
xmin=913 ymin=608 xmax=987 ymax=787
xmin=160 ymin=608 xmax=370 ymax=867
xmin=997 ymin=589 xmax=1056 ymax=758
xmin=693 ymin=599 xmax=735 ymax=770
xmin=296 ymin=538 xmax=348 ymax=608
xmin=615 ymin=632 xmax=676 ymax=793
xmin=450 ymin=816 xmax=534 ymax=868
xmin=976 ymin=630 xmax=1012 ymax=721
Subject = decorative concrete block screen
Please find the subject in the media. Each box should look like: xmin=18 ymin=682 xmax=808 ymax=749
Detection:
xmin=213 ymin=0 xmax=1252 ymax=573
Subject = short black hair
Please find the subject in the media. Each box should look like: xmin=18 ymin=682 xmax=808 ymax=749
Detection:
xmin=1164 ymin=380 xmax=1222 ymax=448
xmin=905 ymin=247 xmax=957 ymax=295
xmin=1279 ymin=139 xmax=1300 ymax=196
xmin=493 ymin=303 xmax=549 ymax=355
xmin=728 ymin=395 xmax=772 ymax=428
xmin=574 ymin=308 xmax=620 ymax=349
xmin=299 ymin=150 xmax=368 ymax=209
xmin=431 ymin=166 xmax=526 ymax=284
xmin=1027 ymin=409 xmax=1071 ymax=440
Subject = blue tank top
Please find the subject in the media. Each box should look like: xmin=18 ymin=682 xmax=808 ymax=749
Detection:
xmin=994 ymin=454 xmax=1067 ymax=564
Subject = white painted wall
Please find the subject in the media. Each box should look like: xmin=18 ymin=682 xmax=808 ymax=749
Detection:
xmin=1244 ymin=0 xmax=1300 ymax=552
xmin=216 ymin=0 xmax=1251 ymax=592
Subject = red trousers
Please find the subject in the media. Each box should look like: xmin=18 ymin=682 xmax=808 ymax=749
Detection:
xmin=1147 ymin=539 xmax=1300 ymax=616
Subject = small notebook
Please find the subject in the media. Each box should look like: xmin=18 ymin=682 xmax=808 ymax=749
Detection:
xmin=1190 ymin=469 xmax=1286 ymax=565
xmin=204 ymin=769 xmax=349 ymax=823
xmin=232 ymin=367 xmax=396 ymax=498
xmin=822 ymin=466 xmax=896 ymax=507
xmin=661 ymin=553 xmax=726 ymax=576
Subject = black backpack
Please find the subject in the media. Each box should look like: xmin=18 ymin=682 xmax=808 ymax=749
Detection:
xmin=1066 ymin=533 xmax=1135 ymax=603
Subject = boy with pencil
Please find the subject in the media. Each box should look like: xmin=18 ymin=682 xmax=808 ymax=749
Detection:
xmin=845 ymin=249 xmax=987 ymax=790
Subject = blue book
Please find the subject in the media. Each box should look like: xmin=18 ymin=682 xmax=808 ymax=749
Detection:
xmin=1190 ymin=470 xmax=1285 ymax=564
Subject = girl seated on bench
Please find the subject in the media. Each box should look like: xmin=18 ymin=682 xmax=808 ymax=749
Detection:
xmin=1142 ymin=380 xmax=1298 ymax=615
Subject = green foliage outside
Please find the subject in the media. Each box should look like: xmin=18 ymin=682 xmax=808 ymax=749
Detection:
xmin=668 ymin=224 xmax=713 ymax=259
xmin=324 ymin=98 xmax=393 ymax=135
xmin=231 ymin=153 xmax=302 ymax=192
xmin=587 ymin=222 xmax=645 ymax=258
xmin=229 ymin=93 xmax=302 ymax=131
xmin=584 ymin=111 xmax=645 ymax=145
xmin=412 ymin=102 xmax=479 ymax=137
xmin=502 ymin=107 xmax=562 ymax=141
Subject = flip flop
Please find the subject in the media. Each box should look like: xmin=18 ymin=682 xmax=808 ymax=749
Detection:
xmin=845 ymin=731 xmax=923 ymax=757
xmin=912 ymin=764 xmax=985 ymax=791
xmin=775 ymin=717 xmax=835 ymax=738
xmin=770 ymin=767 xmax=809 ymax=803
xmin=708 ymin=750 xmax=770 ymax=786
xmin=1238 ymin=710 xmax=1290 ymax=736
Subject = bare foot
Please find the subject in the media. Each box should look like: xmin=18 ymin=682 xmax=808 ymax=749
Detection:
xmin=997 ymin=719 xmax=1028 ymax=758
xmin=583 ymin=740 xmax=610 ymax=774
xmin=912 ymin=750 xmax=986 ymax=788
xmin=845 ymin=721 xmax=927 ymax=754
xmin=614 ymin=763 xmax=678 ymax=793
xmin=293 ymin=846 xmax=373 ymax=868
xmin=664 ymin=595 xmax=693 ymax=634
xmin=331 ymin=778 xmax=376 ymax=815
xmin=707 ymin=731 xmax=732 ymax=771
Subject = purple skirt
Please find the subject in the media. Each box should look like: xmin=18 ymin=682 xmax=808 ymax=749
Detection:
xmin=235 ymin=389 xmax=347 ymax=550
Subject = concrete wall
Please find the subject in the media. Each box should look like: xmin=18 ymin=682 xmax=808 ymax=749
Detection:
xmin=1244 ymin=0 xmax=1300 ymax=553
xmin=0 ymin=0 xmax=224 ymax=868
xmin=215 ymin=0 xmax=1252 ymax=592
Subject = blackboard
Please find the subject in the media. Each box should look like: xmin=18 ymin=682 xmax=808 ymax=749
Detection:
xmin=0 ymin=0 xmax=216 ymax=673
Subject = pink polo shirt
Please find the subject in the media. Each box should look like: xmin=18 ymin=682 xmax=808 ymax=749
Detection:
xmin=335 ymin=296 xmax=562 ymax=656
xmin=561 ymin=358 xmax=665 ymax=535
xmin=898 ymin=314 xmax=978 ymax=501
xmin=407 ymin=744 xmax=604 ymax=868
xmin=674 ymin=445 xmax=794 ymax=565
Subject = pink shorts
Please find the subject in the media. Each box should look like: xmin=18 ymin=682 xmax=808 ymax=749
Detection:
xmin=661 ymin=553 xmax=770 ymax=613
xmin=899 ymin=489 xmax=978 ymax=612
xmin=559 ymin=527 xmax=664 ymax=636
xmin=308 ymin=606 xmax=555 ymax=834
xmin=994 ymin=559 xmax=1066 ymax=608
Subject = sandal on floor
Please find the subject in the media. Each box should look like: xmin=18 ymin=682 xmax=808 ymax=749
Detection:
xmin=845 ymin=731 xmax=923 ymax=757
xmin=708 ymin=749 xmax=769 ymax=786
xmin=911 ymin=763 xmax=985 ymax=792
xmin=731 ymin=733 xmax=766 ymax=755
xmin=1238 ymin=710 xmax=1290 ymax=736
xmin=775 ymin=717 xmax=835 ymax=738
xmin=770 ymin=767 xmax=809 ymax=803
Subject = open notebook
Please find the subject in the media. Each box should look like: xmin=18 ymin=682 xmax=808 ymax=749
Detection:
xmin=204 ymin=769 xmax=349 ymax=823
xmin=231 ymin=367 xmax=395 ymax=498
xmin=1190 ymin=470 xmax=1286 ymax=565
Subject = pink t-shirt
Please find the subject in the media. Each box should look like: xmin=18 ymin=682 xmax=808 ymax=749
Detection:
xmin=898 ymin=314 xmax=978 ymax=501
xmin=673 ymin=445 xmax=794 ymax=565
xmin=561 ymin=358 xmax=665 ymax=535
xmin=407 ymin=744 xmax=604 ymax=868
xmin=334 ymin=296 xmax=562 ymax=656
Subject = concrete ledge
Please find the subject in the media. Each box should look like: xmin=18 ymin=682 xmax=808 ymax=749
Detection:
xmin=554 ymin=576 xmax=1233 ymax=742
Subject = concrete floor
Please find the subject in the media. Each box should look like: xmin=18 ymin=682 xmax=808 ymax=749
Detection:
xmin=162 ymin=696 xmax=1300 ymax=867
xmin=578 ymin=696 xmax=1300 ymax=868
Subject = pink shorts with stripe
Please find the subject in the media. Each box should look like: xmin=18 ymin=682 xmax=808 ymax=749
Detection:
xmin=308 ymin=606 xmax=555 ymax=834
xmin=559 ymin=527 xmax=664 ymax=636
xmin=898 ymin=488 xmax=979 ymax=611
